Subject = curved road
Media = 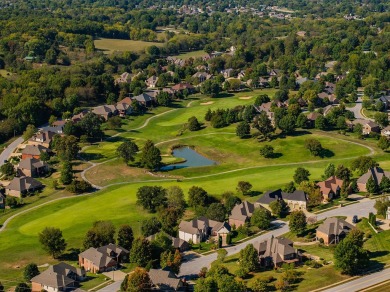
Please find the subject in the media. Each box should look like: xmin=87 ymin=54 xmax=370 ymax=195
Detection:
xmin=0 ymin=137 xmax=23 ymax=166
xmin=349 ymin=96 xmax=373 ymax=121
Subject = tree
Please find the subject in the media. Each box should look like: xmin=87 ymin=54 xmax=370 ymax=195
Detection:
xmin=315 ymin=115 xmax=327 ymax=130
xmin=136 ymin=186 xmax=167 ymax=213
xmin=0 ymin=162 xmax=15 ymax=177
xmin=0 ymin=282 xmax=3 ymax=292
xmin=117 ymin=225 xmax=134 ymax=252
xmin=195 ymin=278 xmax=218 ymax=292
xmin=296 ymin=113 xmax=308 ymax=128
xmin=188 ymin=186 xmax=209 ymax=207
xmin=278 ymin=114 xmax=296 ymax=134
xmin=141 ymin=217 xmax=162 ymax=237
xmin=334 ymin=229 xmax=369 ymax=275
xmin=283 ymin=181 xmax=296 ymax=193
xmin=335 ymin=165 xmax=351 ymax=182
xmin=15 ymin=283 xmax=31 ymax=292
xmin=269 ymin=200 xmax=286 ymax=217
xmin=24 ymin=263 xmax=39 ymax=281
xmin=166 ymin=186 xmax=186 ymax=212
xmin=222 ymin=192 xmax=241 ymax=214
xmin=83 ymin=221 xmax=116 ymax=249
xmin=121 ymin=267 xmax=151 ymax=292
xmin=217 ymin=249 xmax=228 ymax=262
xmin=259 ymin=145 xmax=275 ymax=158
xmin=252 ymin=112 xmax=274 ymax=140
xmin=379 ymin=176 xmax=390 ymax=193
xmin=188 ymin=116 xmax=201 ymax=131
xmin=53 ymin=135 xmax=80 ymax=161
xmin=323 ymin=163 xmax=335 ymax=179
xmin=351 ymin=156 xmax=377 ymax=175
xmin=336 ymin=116 xmax=347 ymax=130
xmin=206 ymin=203 xmax=226 ymax=221
xmin=300 ymin=181 xmax=322 ymax=208
xmin=304 ymin=139 xmax=323 ymax=156
xmin=140 ymin=140 xmax=161 ymax=171
xmin=239 ymin=244 xmax=258 ymax=272
xmin=156 ymin=91 xmax=171 ymax=106
xmin=78 ymin=113 xmax=104 ymax=138
xmin=117 ymin=140 xmax=139 ymax=164
xmin=366 ymin=176 xmax=379 ymax=194
xmin=160 ymin=249 xmax=182 ymax=274
xmin=130 ymin=238 xmax=152 ymax=267
xmin=38 ymin=227 xmax=67 ymax=258
xmin=254 ymin=94 xmax=270 ymax=106
xmin=157 ymin=206 xmax=182 ymax=235
xmin=374 ymin=112 xmax=389 ymax=128
xmin=294 ymin=167 xmax=310 ymax=184
xmin=250 ymin=208 xmax=271 ymax=229
xmin=236 ymin=181 xmax=252 ymax=195
xmin=378 ymin=136 xmax=390 ymax=151
xmin=61 ymin=161 xmax=73 ymax=185
xmin=23 ymin=124 xmax=36 ymax=141
xmin=40 ymin=151 xmax=50 ymax=162
xmin=236 ymin=121 xmax=250 ymax=138
xmin=252 ymin=279 xmax=268 ymax=292
xmin=6 ymin=196 xmax=19 ymax=208
xmin=289 ymin=210 xmax=307 ymax=235
xmin=106 ymin=116 xmax=122 ymax=130
xmin=374 ymin=196 xmax=390 ymax=216
xmin=201 ymin=79 xmax=221 ymax=97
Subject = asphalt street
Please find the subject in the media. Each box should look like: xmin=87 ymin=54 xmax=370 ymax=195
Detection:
xmin=0 ymin=137 xmax=23 ymax=166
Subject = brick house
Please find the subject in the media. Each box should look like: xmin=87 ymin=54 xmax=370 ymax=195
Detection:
xmin=5 ymin=176 xmax=43 ymax=198
xmin=255 ymin=236 xmax=300 ymax=267
xmin=357 ymin=167 xmax=390 ymax=192
xmin=316 ymin=217 xmax=354 ymax=245
xmin=17 ymin=157 xmax=49 ymax=177
xmin=317 ymin=176 xmax=343 ymax=202
xmin=228 ymin=201 xmax=255 ymax=228
xmin=21 ymin=144 xmax=50 ymax=160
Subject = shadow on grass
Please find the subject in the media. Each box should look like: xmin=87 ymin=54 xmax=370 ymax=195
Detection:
xmin=319 ymin=148 xmax=335 ymax=158
xmin=59 ymin=247 xmax=80 ymax=261
xmin=80 ymin=153 xmax=105 ymax=161
xmin=248 ymin=190 xmax=263 ymax=197
xmin=106 ymin=136 xmax=127 ymax=142
xmin=214 ymin=93 xmax=235 ymax=98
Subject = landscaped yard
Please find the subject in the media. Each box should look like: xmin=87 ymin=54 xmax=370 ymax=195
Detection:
xmin=94 ymin=38 xmax=164 ymax=54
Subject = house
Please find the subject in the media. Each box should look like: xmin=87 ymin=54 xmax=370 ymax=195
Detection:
xmin=52 ymin=120 xmax=67 ymax=127
xmin=149 ymin=268 xmax=183 ymax=291
xmin=171 ymin=83 xmax=195 ymax=94
xmin=79 ymin=243 xmax=129 ymax=273
xmin=92 ymin=105 xmax=118 ymax=121
xmin=229 ymin=201 xmax=255 ymax=228
xmin=17 ymin=158 xmax=49 ymax=177
xmin=379 ymin=95 xmax=390 ymax=110
xmin=133 ymin=92 xmax=155 ymax=107
xmin=269 ymin=69 xmax=280 ymax=77
xmin=146 ymin=76 xmax=159 ymax=88
xmin=317 ymin=176 xmax=343 ymax=202
xmin=117 ymin=96 xmax=133 ymax=106
xmin=178 ymin=217 xmax=231 ymax=244
xmin=363 ymin=121 xmax=380 ymax=135
xmin=255 ymin=236 xmax=300 ymax=267
xmin=256 ymin=189 xmax=307 ymax=211
xmin=31 ymin=262 xmax=85 ymax=292
xmin=21 ymin=144 xmax=50 ymax=160
xmin=323 ymin=105 xmax=334 ymax=116
xmin=237 ymin=70 xmax=246 ymax=80
xmin=115 ymin=72 xmax=132 ymax=84
xmin=296 ymin=77 xmax=308 ymax=86
xmin=192 ymin=72 xmax=212 ymax=83
xmin=0 ymin=194 xmax=5 ymax=209
xmin=316 ymin=217 xmax=354 ymax=245
xmin=324 ymin=82 xmax=336 ymax=94
xmin=71 ymin=110 xmax=90 ymax=123
xmin=381 ymin=126 xmax=390 ymax=138
xmin=221 ymin=68 xmax=234 ymax=78
xmin=357 ymin=167 xmax=390 ymax=192
xmin=146 ymin=233 xmax=190 ymax=252
xmin=115 ymin=102 xmax=132 ymax=117
xmin=307 ymin=112 xmax=321 ymax=127
xmin=28 ymin=131 xmax=56 ymax=148
xmin=5 ymin=176 xmax=43 ymax=198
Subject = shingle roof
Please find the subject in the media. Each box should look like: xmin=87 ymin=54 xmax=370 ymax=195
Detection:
xmin=31 ymin=266 xmax=75 ymax=289
xmin=317 ymin=176 xmax=343 ymax=196
xmin=357 ymin=167 xmax=390 ymax=185
xmin=18 ymin=157 xmax=48 ymax=171
xmin=133 ymin=93 xmax=155 ymax=103
xmin=178 ymin=217 xmax=230 ymax=235
xmin=79 ymin=244 xmax=128 ymax=268
xmin=146 ymin=233 xmax=189 ymax=250
xmin=6 ymin=176 xmax=43 ymax=192
xmin=149 ymin=268 xmax=181 ymax=290
xmin=257 ymin=189 xmax=307 ymax=204
xmin=22 ymin=144 xmax=50 ymax=156
xmin=316 ymin=217 xmax=354 ymax=236
xmin=255 ymin=236 xmax=296 ymax=264
xmin=230 ymin=201 xmax=255 ymax=222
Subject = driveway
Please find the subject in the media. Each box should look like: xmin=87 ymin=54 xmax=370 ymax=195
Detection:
xmin=349 ymin=96 xmax=373 ymax=121
xmin=102 ymin=270 xmax=127 ymax=281
xmin=0 ymin=137 xmax=23 ymax=166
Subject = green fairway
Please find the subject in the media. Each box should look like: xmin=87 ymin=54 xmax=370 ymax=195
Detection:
xmin=94 ymin=38 xmax=164 ymax=54
xmin=174 ymin=50 xmax=209 ymax=60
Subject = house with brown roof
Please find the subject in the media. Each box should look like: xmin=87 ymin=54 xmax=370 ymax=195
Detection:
xmin=256 ymin=189 xmax=307 ymax=211
xmin=149 ymin=268 xmax=183 ymax=291
xmin=133 ymin=92 xmax=155 ymax=107
xmin=192 ymin=72 xmax=212 ymax=83
xmin=357 ymin=167 xmax=390 ymax=192
xmin=307 ymin=112 xmax=321 ymax=127
xmin=255 ymin=236 xmax=300 ymax=267
xmin=92 ymin=105 xmax=118 ymax=121
xmin=146 ymin=76 xmax=159 ymax=88
xmin=363 ymin=121 xmax=380 ymax=135
xmin=28 ymin=131 xmax=56 ymax=148
xmin=21 ymin=144 xmax=50 ymax=160
xmin=146 ymin=233 xmax=190 ymax=252
xmin=229 ymin=201 xmax=255 ymax=228
xmin=317 ymin=176 xmax=343 ymax=202
xmin=31 ymin=262 xmax=85 ymax=292
xmin=17 ymin=157 xmax=49 ymax=177
xmin=171 ymin=83 xmax=195 ymax=94
xmin=381 ymin=126 xmax=390 ymax=138
xmin=115 ymin=72 xmax=132 ymax=85
xmin=178 ymin=217 xmax=231 ymax=244
xmin=78 ymin=243 xmax=129 ymax=273
xmin=5 ymin=176 xmax=43 ymax=198
xmin=71 ymin=110 xmax=90 ymax=123
xmin=316 ymin=217 xmax=354 ymax=245
xmin=115 ymin=102 xmax=132 ymax=117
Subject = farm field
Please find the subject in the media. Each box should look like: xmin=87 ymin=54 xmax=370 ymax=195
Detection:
xmin=94 ymin=38 xmax=164 ymax=53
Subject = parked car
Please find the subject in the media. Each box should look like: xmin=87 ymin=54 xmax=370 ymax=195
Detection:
xmin=352 ymin=215 xmax=358 ymax=223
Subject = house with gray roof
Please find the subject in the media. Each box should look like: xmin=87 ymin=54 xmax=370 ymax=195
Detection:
xmin=316 ymin=217 xmax=354 ymax=245
xmin=28 ymin=130 xmax=56 ymax=148
xmin=229 ymin=201 xmax=255 ymax=228
xmin=17 ymin=157 xmax=49 ymax=177
xmin=381 ymin=126 xmax=390 ymax=138
xmin=255 ymin=236 xmax=300 ymax=267
xmin=92 ymin=105 xmax=118 ymax=121
xmin=31 ymin=262 xmax=85 ymax=292
xmin=256 ymin=189 xmax=307 ymax=211
xmin=132 ymin=92 xmax=155 ymax=107
xmin=149 ymin=268 xmax=183 ymax=291
xmin=21 ymin=144 xmax=50 ymax=160
xmin=379 ymin=95 xmax=390 ymax=109
xmin=363 ymin=121 xmax=381 ymax=135
xmin=357 ymin=167 xmax=390 ymax=192
xmin=79 ymin=243 xmax=129 ymax=273
xmin=5 ymin=176 xmax=43 ymax=198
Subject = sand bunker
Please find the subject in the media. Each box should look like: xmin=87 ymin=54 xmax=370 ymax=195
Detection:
xmin=200 ymin=101 xmax=214 ymax=105
xmin=239 ymin=96 xmax=253 ymax=100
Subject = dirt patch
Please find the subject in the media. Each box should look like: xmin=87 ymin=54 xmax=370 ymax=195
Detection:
xmin=200 ymin=101 xmax=214 ymax=105
xmin=239 ymin=96 xmax=253 ymax=100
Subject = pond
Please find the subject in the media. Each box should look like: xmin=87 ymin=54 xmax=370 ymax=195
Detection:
xmin=160 ymin=147 xmax=216 ymax=171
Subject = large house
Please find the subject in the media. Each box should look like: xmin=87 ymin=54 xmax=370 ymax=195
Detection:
xmin=31 ymin=262 xmax=85 ymax=292
xmin=363 ymin=121 xmax=381 ymax=135
xmin=256 ymin=189 xmax=307 ymax=211
xmin=178 ymin=217 xmax=231 ymax=244
xmin=317 ymin=176 xmax=343 ymax=202
xmin=115 ymin=102 xmax=132 ymax=117
xmin=5 ymin=176 xmax=43 ymax=197
xmin=316 ymin=217 xmax=354 ymax=245
xmin=255 ymin=236 xmax=300 ymax=267
xmin=357 ymin=167 xmax=390 ymax=192
xmin=92 ymin=105 xmax=118 ymax=121
xmin=133 ymin=92 xmax=155 ymax=107
xmin=21 ymin=144 xmax=50 ymax=160
xmin=17 ymin=157 xmax=49 ymax=177
xmin=146 ymin=76 xmax=159 ymax=88
xmin=229 ymin=201 xmax=255 ymax=228
xmin=149 ymin=268 xmax=183 ymax=291
xmin=78 ymin=243 xmax=129 ymax=273
xmin=192 ymin=72 xmax=212 ymax=83
xmin=146 ymin=233 xmax=190 ymax=252
xmin=171 ymin=83 xmax=195 ymax=94
xmin=28 ymin=131 xmax=56 ymax=148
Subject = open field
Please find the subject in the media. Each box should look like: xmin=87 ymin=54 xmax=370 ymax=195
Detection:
xmin=94 ymin=38 xmax=164 ymax=54
xmin=174 ymin=50 xmax=208 ymax=60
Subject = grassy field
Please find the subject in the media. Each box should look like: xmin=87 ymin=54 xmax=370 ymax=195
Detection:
xmin=94 ymin=38 xmax=164 ymax=54
xmin=174 ymin=50 xmax=209 ymax=60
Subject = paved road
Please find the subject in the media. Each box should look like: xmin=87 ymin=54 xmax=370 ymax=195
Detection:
xmin=323 ymin=268 xmax=390 ymax=292
xmin=349 ymin=96 xmax=373 ymax=121
xmin=97 ymin=280 xmax=122 ymax=292
xmin=0 ymin=137 xmax=23 ymax=166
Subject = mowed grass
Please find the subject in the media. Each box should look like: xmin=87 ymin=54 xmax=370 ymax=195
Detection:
xmin=174 ymin=50 xmax=209 ymax=60
xmin=94 ymin=38 xmax=164 ymax=54
xmin=364 ymin=280 xmax=390 ymax=292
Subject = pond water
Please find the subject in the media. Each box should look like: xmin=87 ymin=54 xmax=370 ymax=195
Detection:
xmin=160 ymin=147 xmax=216 ymax=171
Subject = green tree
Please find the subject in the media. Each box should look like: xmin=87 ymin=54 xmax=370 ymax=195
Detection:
xmin=283 ymin=181 xmax=296 ymax=193
xmin=289 ymin=210 xmax=307 ymax=235
xmin=22 ymin=124 xmax=36 ymax=141
xmin=188 ymin=116 xmax=201 ymax=131
xmin=304 ymin=138 xmax=323 ymax=156
xmin=201 ymin=79 xmax=221 ymax=97
xmin=53 ymin=135 xmax=80 ymax=161
xmin=335 ymin=165 xmax=352 ymax=182
xmin=252 ymin=112 xmax=274 ymax=140
xmin=250 ymin=207 xmax=271 ymax=229
xmin=239 ymin=244 xmax=258 ymax=272
xmin=160 ymin=249 xmax=182 ymax=274
xmin=259 ymin=145 xmax=274 ymax=158
xmin=195 ymin=278 xmax=218 ymax=292
xmin=378 ymin=136 xmax=390 ymax=151
xmin=136 ymin=186 xmax=167 ymax=213
xmin=61 ymin=161 xmax=73 ymax=185
xmin=45 ymin=48 xmax=57 ymax=64
xmin=351 ymin=156 xmax=377 ymax=175
xmin=294 ymin=167 xmax=310 ymax=184
xmin=117 ymin=225 xmax=134 ymax=252
xmin=252 ymin=279 xmax=268 ymax=292
xmin=23 ymin=263 xmax=39 ymax=281
xmin=166 ymin=186 xmax=186 ymax=212
xmin=83 ymin=221 xmax=116 ymax=249
xmin=206 ymin=203 xmax=226 ymax=222
xmin=379 ymin=176 xmax=390 ymax=193
xmin=236 ymin=181 xmax=253 ymax=195
xmin=40 ymin=151 xmax=50 ymax=162
xmin=278 ymin=114 xmax=296 ymax=134
xmin=236 ymin=121 xmax=250 ymax=138
xmin=156 ymin=91 xmax=171 ymax=106
xmin=315 ymin=115 xmax=327 ymax=130
xmin=269 ymin=200 xmax=286 ymax=217
xmin=121 ymin=267 xmax=151 ymax=292
xmin=374 ymin=196 xmax=390 ymax=216
xmin=323 ymin=163 xmax=335 ymax=179
xmin=254 ymin=95 xmax=270 ymax=106
xmin=141 ymin=217 xmax=162 ymax=237
xmin=38 ymin=227 xmax=67 ymax=258
xmin=366 ymin=176 xmax=379 ymax=194
xmin=116 ymin=140 xmax=139 ymax=164
xmin=15 ymin=283 xmax=31 ymax=292
xmin=0 ymin=162 xmax=15 ymax=177
xmin=130 ymin=238 xmax=152 ymax=267
xmin=374 ymin=112 xmax=389 ymax=128
xmin=78 ymin=113 xmax=104 ymax=139
xmin=140 ymin=140 xmax=161 ymax=171
xmin=188 ymin=186 xmax=209 ymax=207
xmin=106 ymin=116 xmax=122 ymax=130
xmin=217 ymin=249 xmax=228 ymax=262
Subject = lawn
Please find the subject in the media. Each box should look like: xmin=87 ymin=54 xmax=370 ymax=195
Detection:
xmin=364 ymin=280 xmax=390 ymax=292
xmin=174 ymin=50 xmax=209 ymax=60
xmin=94 ymin=38 xmax=164 ymax=54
